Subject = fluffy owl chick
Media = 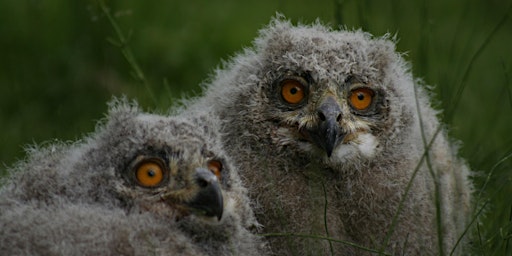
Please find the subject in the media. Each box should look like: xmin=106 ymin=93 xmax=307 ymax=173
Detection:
xmin=185 ymin=18 xmax=473 ymax=255
xmin=0 ymin=99 xmax=265 ymax=255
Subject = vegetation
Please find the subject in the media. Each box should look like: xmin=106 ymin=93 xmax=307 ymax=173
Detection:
xmin=1 ymin=0 xmax=511 ymax=254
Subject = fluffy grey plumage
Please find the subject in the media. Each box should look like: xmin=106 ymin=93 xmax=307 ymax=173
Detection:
xmin=0 ymin=99 xmax=265 ymax=255
xmin=184 ymin=17 xmax=473 ymax=255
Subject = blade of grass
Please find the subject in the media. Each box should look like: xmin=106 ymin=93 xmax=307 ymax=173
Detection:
xmin=446 ymin=3 xmax=512 ymax=122
xmin=416 ymin=0 xmax=431 ymax=76
xmin=476 ymin=221 xmax=487 ymax=256
xmin=414 ymin=83 xmax=444 ymax=256
xmin=382 ymin=4 xmax=512 ymax=254
xmin=446 ymin=0 xmax=470 ymax=87
xmin=378 ymin=81 xmax=445 ymax=254
xmin=414 ymin=3 xmax=446 ymax=254
xmin=474 ymin=151 xmax=512 ymax=207
xmin=449 ymin=198 xmax=490 ymax=255
xmin=333 ymin=0 xmax=344 ymax=27
xmin=321 ymin=182 xmax=334 ymax=255
xmin=378 ymin=126 xmax=445 ymax=254
xmin=504 ymin=205 xmax=512 ymax=253
xmin=97 ymin=0 xmax=157 ymax=105
xmin=356 ymin=0 xmax=369 ymax=31
xmin=475 ymin=180 xmax=512 ymax=254
xmin=466 ymin=158 xmax=512 ymax=255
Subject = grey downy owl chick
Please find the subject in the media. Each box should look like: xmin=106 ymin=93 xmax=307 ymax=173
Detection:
xmin=184 ymin=17 xmax=473 ymax=255
xmin=0 ymin=98 xmax=265 ymax=255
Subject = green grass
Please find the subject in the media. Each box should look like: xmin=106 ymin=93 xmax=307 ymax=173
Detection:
xmin=1 ymin=0 xmax=511 ymax=254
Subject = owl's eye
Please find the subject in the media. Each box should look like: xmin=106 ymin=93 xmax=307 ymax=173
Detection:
xmin=207 ymin=160 xmax=223 ymax=180
xmin=135 ymin=160 xmax=165 ymax=187
xmin=280 ymin=79 xmax=306 ymax=104
xmin=349 ymin=87 xmax=375 ymax=111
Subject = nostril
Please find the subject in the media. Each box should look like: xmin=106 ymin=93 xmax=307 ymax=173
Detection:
xmin=196 ymin=177 xmax=209 ymax=188
xmin=336 ymin=113 xmax=342 ymax=122
xmin=318 ymin=111 xmax=326 ymax=121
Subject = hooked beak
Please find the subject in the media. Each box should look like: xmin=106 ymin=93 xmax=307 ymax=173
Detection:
xmin=305 ymin=96 xmax=345 ymax=157
xmin=186 ymin=168 xmax=224 ymax=220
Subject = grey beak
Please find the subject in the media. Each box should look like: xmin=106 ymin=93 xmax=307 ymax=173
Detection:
xmin=308 ymin=96 xmax=345 ymax=157
xmin=186 ymin=168 xmax=224 ymax=220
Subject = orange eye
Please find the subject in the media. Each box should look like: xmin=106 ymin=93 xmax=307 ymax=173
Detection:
xmin=281 ymin=79 xmax=306 ymax=104
xmin=207 ymin=160 xmax=222 ymax=180
xmin=349 ymin=87 xmax=374 ymax=111
xmin=136 ymin=161 xmax=165 ymax=187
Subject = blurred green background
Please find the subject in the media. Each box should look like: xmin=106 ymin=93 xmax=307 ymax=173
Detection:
xmin=1 ymin=0 xmax=511 ymax=254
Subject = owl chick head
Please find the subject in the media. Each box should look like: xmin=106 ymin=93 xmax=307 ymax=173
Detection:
xmin=212 ymin=17 xmax=417 ymax=166
xmin=77 ymin=99 xmax=230 ymax=221
xmin=0 ymin=98 xmax=266 ymax=255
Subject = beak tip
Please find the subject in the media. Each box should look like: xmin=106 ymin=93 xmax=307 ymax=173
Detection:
xmin=325 ymin=144 xmax=334 ymax=157
xmin=324 ymin=136 xmax=338 ymax=158
xmin=310 ymin=129 xmax=343 ymax=158
xmin=186 ymin=168 xmax=224 ymax=220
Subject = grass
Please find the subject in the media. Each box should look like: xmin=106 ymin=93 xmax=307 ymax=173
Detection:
xmin=1 ymin=0 xmax=511 ymax=254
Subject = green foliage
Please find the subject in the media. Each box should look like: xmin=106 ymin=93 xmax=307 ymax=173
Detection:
xmin=1 ymin=0 xmax=511 ymax=254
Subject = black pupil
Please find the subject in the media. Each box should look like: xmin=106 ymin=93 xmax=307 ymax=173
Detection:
xmin=147 ymin=169 xmax=156 ymax=177
xmin=357 ymin=93 xmax=365 ymax=101
xmin=290 ymin=87 xmax=298 ymax=95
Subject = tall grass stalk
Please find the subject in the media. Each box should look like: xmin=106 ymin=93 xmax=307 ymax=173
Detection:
xmin=445 ymin=3 xmax=512 ymax=123
xmin=473 ymin=151 xmax=512 ymax=254
xmin=505 ymin=205 xmax=512 ymax=252
xmin=449 ymin=200 xmax=488 ymax=255
xmin=414 ymin=83 xmax=444 ymax=256
xmin=378 ymin=80 xmax=452 ymax=255
xmin=381 ymin=4 xmax=512 ymax=254
xmin=477 ymin=220 xmax=486 ymax=256
xmin=355 ymin=0 xmax=369 ymax=31
xmin=475 ymin=178 xmax=511 ymax=254
xmin=475 ymin=152 xmax=512 ymax=206
xmin=97 ymin=0 xmax=156 ymax=105
xmin=322 ymin=182 xmax=335 ymax=255
xmin=333 ymin=0 xmax=344 ymax=27
xmin=415 ymin=3 xmax=446 ymax=254
xmin=378 ymin=121 xmax=444 ymax=254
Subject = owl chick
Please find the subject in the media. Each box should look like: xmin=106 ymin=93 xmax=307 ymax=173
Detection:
xmin=184 ymin=17 xmax=473 ymax=255
xmin=0 ymin=99 xmax=265 ymax=255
